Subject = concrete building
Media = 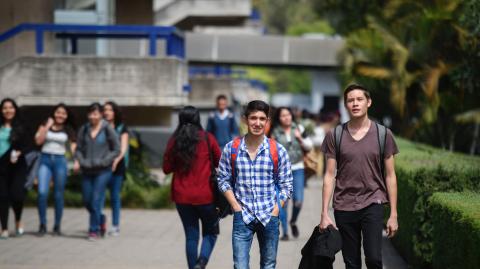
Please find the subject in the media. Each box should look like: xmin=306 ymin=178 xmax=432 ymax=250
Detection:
xmin=0 ymin=0 xmax=345 ymax=165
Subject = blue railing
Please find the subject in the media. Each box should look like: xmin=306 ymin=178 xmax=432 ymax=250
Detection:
xmin=0 ymin=23 xmax=185 ymax=58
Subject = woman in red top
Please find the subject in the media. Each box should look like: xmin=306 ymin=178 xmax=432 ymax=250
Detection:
xmin=163 ymin=106 xmax=221 ymax=269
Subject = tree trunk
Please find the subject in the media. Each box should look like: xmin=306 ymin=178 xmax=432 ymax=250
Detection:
xmin=470 ymin=123 xmax=479 ymax=155
xmin=449 ymin=130 xmax=455 ymax=152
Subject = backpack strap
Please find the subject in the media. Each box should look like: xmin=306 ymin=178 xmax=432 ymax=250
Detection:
xmin=230 ymin=137 xmax=242 ymax=181
xmin=268 ymin=138 xmax=279 ymax=178
xmin=334 ymin=123 xmax=346 ymax=170
xmin=376 ymin=122 xmax=387 ymax=179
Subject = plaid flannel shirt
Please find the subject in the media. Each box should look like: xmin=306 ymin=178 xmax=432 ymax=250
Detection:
xmin=217 ymin=136 xmax=293 ymax=226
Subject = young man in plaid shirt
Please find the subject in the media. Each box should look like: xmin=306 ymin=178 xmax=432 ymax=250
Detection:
xmin=217 ymin=100 xmax=293 ymax=269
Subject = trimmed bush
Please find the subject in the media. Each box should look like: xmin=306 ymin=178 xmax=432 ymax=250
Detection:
xmin=392 ymin=138 xmax=480 ymax=268
xmin=429 ymin=192 xmax=480 ymax=269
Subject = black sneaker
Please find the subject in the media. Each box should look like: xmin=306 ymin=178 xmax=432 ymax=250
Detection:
xmin=38 ymin=224 xmax=47 ymax=236
xmin=53 ymin=225 xmax=62 ymax=236
xmin=280 ymin=234 xmax=289 ymax=241
xmin=291 ymin=223 xmax=299 ymax=238
xmin=193 ymin=257 xmax=208 ymax=269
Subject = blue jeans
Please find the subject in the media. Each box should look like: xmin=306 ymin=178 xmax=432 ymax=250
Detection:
xmin=37 ymin=153 xmax=68 ymax=227
xmin=100 ymin=173 xmax=124 ymax=227
xmin=176 ymin=203 xmax=219 ymax=269
xmin=82 ymin=169 xmax=111 ymax=233
xmin=233 ymin=211 xmax=279 ymax=269
xmin=279 ymin=168 xmax=304 ymax=236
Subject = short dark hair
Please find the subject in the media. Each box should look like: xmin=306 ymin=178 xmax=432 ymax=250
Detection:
xmin=216 ymin=94 xmax=227 ymax=101
xmin=343 ymin=84 xmax=371 ymax=103
xmin=244 ymin=100 xmax=270 ymax=118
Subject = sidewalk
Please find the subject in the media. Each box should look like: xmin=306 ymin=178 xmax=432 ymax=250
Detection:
xmin=0 ymin=178 xmax=408 ymax=269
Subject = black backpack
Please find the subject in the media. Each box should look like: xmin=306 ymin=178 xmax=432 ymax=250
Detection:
xmin=334 ymin=121 xmax=387 ymax=178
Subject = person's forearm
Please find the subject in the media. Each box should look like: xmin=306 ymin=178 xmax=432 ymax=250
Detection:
xmin=322 ymin=174 xmax=335 ymax=216
xmin=386 ymin=174 xmax=398 ymax=217
xmin=117 ymin=134 xmax=129 ymax=159
xmin=223 ymin=190 xmax=241 ymax=211
xmin=35 ymin=127 xmax=48 ymax=145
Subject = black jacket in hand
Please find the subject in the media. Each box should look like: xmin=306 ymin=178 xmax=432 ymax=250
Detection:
xmin=299 ymin=225 xmax=342 ymax=269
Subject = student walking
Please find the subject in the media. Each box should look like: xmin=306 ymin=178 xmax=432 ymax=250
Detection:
xmin=217 ymin=100 xmax=293 ymax=269
xmin=74 ymin=103 xmax=120 ymax=241
xmin=163 ymin=106 xmax=221 ymax=269
xmin=34 ymin=103 xmax=77 ymax=236
xmin=100 ymin=101 xmax=129 ymax=236
xmin=0 ymin=98 xmax=30 ymax=239
xmin=319 ymin=84 xmax=399 ymax=269
xmin=270 ymin=107 xmax=312 ymax=240
xmin=206 ymin=95 xmax=239 ymax=150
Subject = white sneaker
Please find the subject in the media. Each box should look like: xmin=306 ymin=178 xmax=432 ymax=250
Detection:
xmin=16 ymin=227 xmax=24 ymax=237
xmin=108 ymin=226 xmax=120 ymax=237
xmin=0 ymin=230 xmax=9 ymax=239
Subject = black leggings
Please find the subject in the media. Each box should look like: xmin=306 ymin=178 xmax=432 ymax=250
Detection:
xmin=0 ymin=154 xmax=27 ymax=230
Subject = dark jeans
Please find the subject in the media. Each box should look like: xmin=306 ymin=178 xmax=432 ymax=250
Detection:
xmin=0 ymin=153 xmax=27 ymax=230
xmin=334 ymin=203 xmax=384 ymax=269
xmin=82 ymin=169 xmax=112 ymax=233
xmin=176 ymin=203 xmax=219 ymax=269
xmin=232 ymin=212 xmax=280 ymax=269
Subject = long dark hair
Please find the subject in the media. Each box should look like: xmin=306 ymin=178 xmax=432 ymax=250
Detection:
xmin=1 ymin=98 xmax=26 ymax=147
xmin=269 ymin=106 xmax=296 ymax=137
xmin=49 ymin=103 xmax=77 ymax=141
xmin=172 ymin=106 xmax=203 ymax=171
xmin=104 ymin=101 xmax=123 ymax=127
xmin=0 ymin=98 xmax=20 ymax=127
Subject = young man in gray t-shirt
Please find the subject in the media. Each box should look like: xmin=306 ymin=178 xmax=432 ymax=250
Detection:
xmin=319 ymin=84 xmax=399 ymax=269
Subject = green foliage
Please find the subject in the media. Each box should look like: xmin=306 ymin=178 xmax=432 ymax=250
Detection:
xmin=393 ymin=139 xmax=480 ymax=267
xmin=244 ymin=67 xmax=311 ymax=95
xmin=429 ymin=192 xmax=480 ymax=269
xmin=253 ymin=0 xmax=335 ymax=37
xmin=286 ymin=20 xmax=335 ymax=36
xmin=314 ymin=0 xmax=480 ymax=153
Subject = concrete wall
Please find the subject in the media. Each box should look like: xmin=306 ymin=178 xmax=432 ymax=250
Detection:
xmin=186 ymin=33 xmax=344 ymax=67
xmin=188 ymin=77 xmax=268 ymax=108
xmin=0 ymin=56 xmax=188 ymax=106
xmin=154 ymin=0 xmax=250 ymax=29
xmin=0 ymin=0 xmax=55 ymax=67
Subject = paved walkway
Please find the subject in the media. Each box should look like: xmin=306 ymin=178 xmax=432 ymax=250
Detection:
xmin=0 ymin=178 xmax=407 ymax=269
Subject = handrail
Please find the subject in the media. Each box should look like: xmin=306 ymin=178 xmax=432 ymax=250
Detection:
xmin=0 ymin=23 xmax=185 ymax=58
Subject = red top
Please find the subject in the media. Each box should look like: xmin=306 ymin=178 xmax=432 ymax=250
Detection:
xmin=163 ymin=130 xmax=222 ymax=205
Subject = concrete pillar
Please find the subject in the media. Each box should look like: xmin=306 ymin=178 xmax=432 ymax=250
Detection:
xmin=95 ymin=0 xmax=113 ymax=56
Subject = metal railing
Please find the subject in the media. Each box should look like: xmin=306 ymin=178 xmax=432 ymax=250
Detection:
xmin=0 ymin=23 xmax=185 ymax=58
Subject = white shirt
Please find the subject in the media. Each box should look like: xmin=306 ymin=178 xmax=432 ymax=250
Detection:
xmin=41 ymin=130 xmax=68 ymax=155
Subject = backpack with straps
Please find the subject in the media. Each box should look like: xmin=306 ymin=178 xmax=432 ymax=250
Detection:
xmin=334 ymin=121 xmax=387 ymax=178
xmin=230 ymin=137 xmax=279 ymax=179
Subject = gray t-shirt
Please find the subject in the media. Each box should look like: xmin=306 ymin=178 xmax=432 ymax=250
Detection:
xmin=321 ymin=121 xmax=399 ymax=211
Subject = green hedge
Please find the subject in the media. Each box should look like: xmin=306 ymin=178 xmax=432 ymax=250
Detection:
xmin=429 ymin=192 xmax=480 ymax=269
xmin=392 ymin=138 xmax=480 ymax=268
